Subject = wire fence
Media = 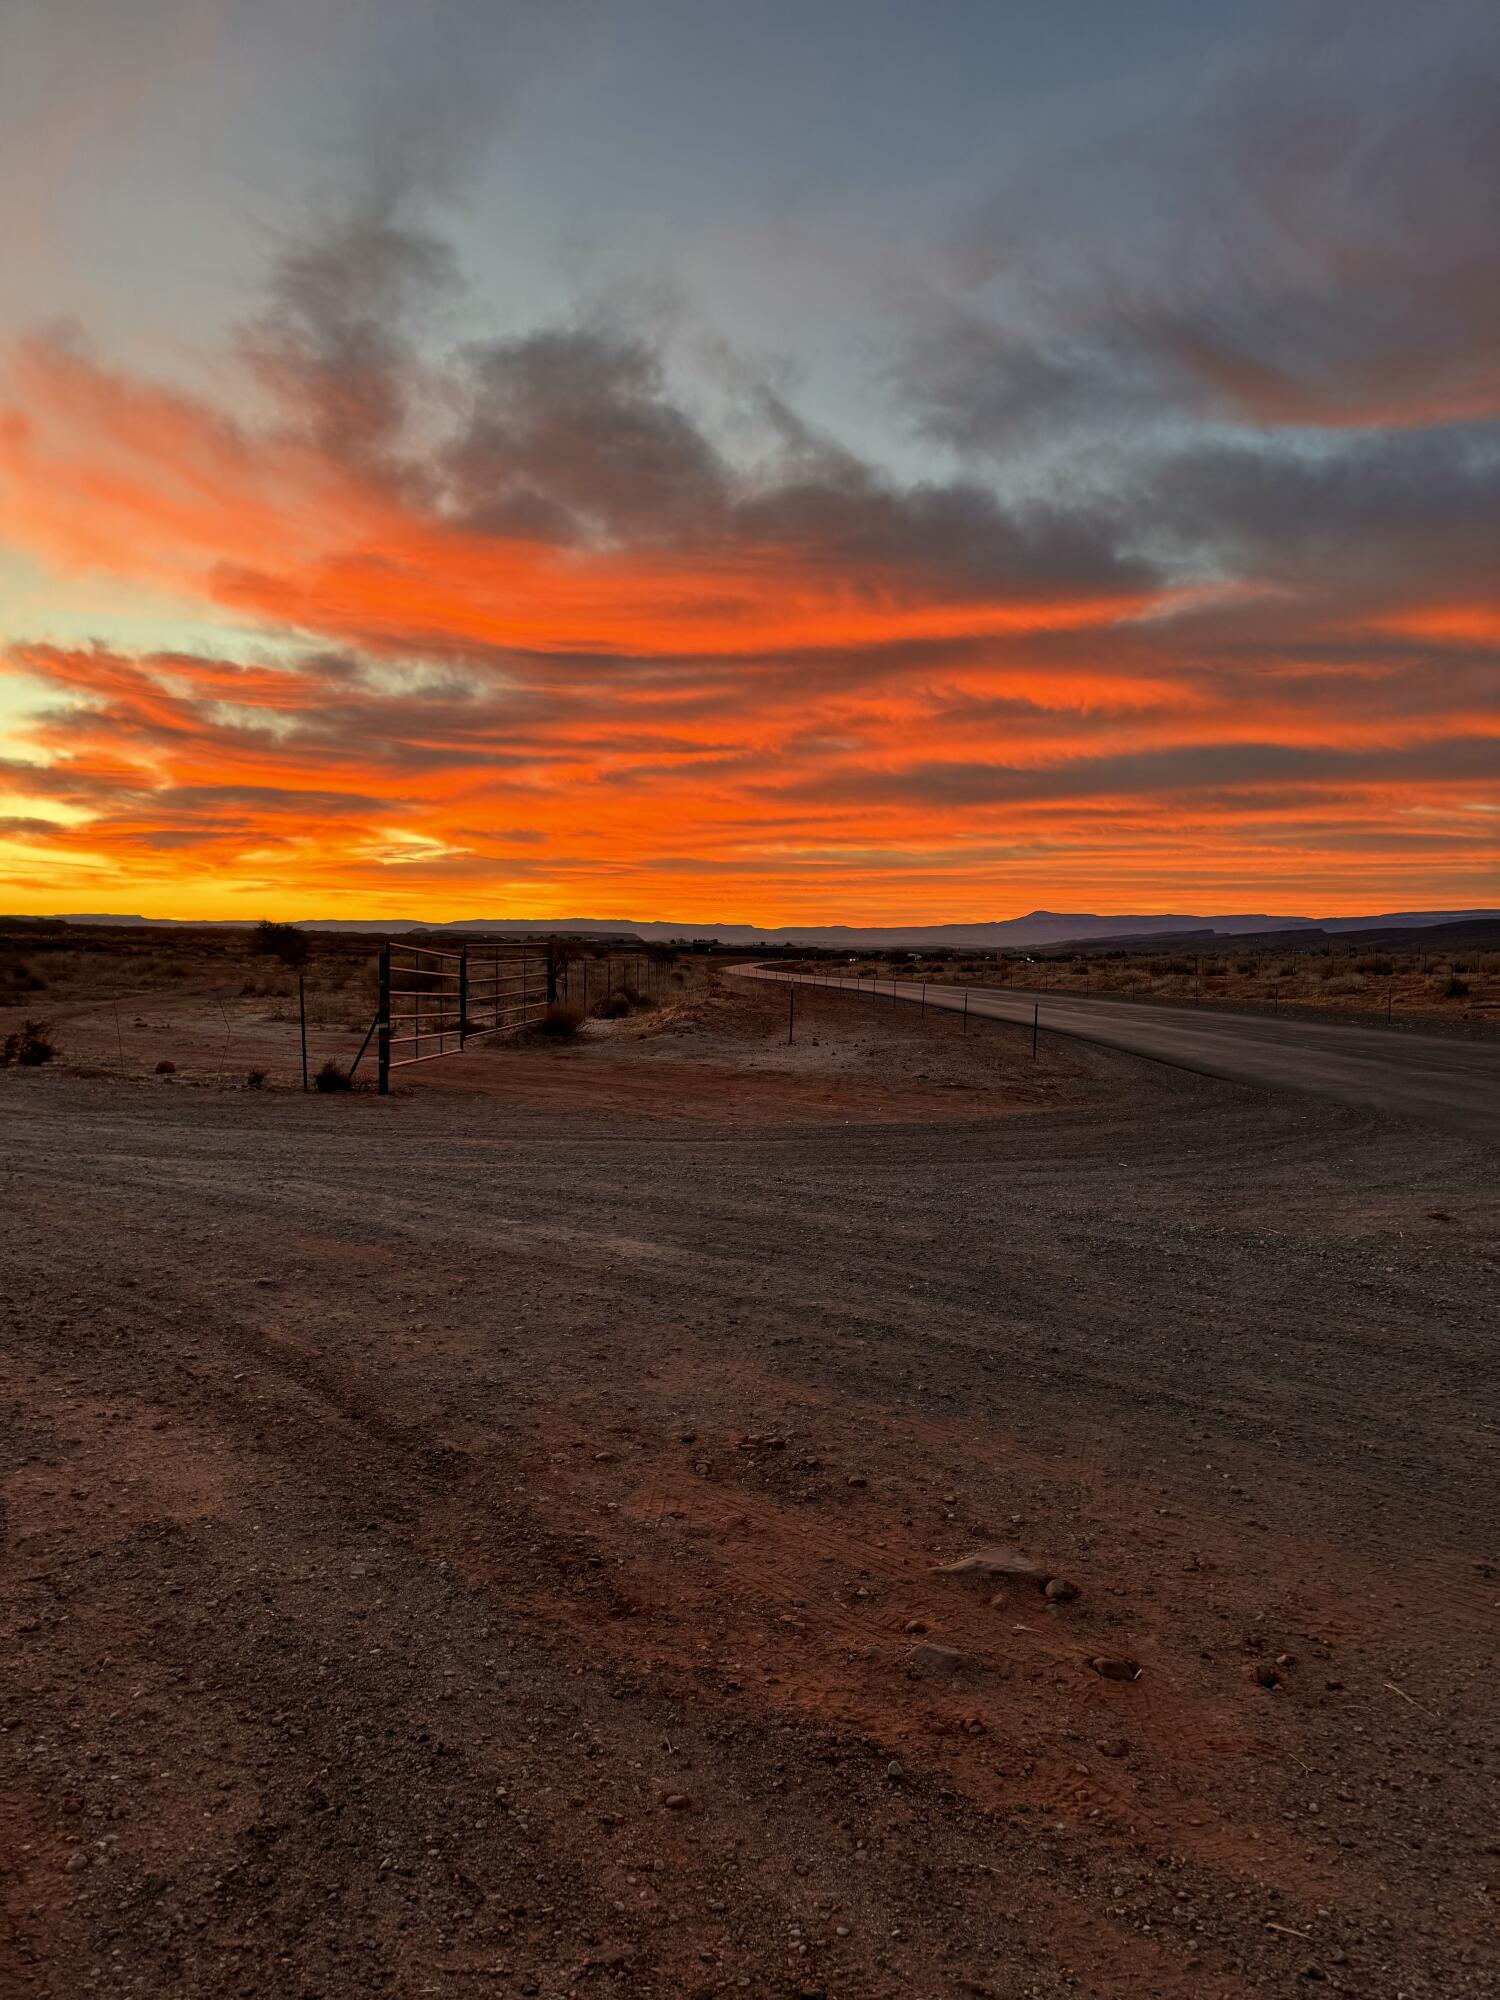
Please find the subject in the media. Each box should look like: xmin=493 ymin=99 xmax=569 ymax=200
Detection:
xmin=0 ymin=979 xmax=372 ymax=1090
xmin=2 ymin=942 xmax=680 ymax=1094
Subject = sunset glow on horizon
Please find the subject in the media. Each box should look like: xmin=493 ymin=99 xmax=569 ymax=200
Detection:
xmin=3 ymin=1 xmax=1496 ymax=925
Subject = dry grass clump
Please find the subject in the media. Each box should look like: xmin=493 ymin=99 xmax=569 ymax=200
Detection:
xmin=314 ymin=1059 xmax=355 ymax=1092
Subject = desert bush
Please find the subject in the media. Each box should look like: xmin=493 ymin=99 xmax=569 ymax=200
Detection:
xmin=0 ymin=958 xmax=47 ymax=996
xmin=1160 ymin=956 xmax=1194 ymax=976
xmin=1323 ymin=976 xmax=1363 ymax=996
xmin=1 ymin=1019 xmax=55 ymax=1066
xmin=252 ymin=919 xmax=310 ymax=970
xmin=314 ymin=1059 xmax=354 ymax=1091
xmin=1278 ymin=961 xmax=1299 ymax=978
xmin=1445 ymin=975 xmax=1470 ymax=998
xmin=593 ymin=991 xmax=632 ymax=1020
xmin=245 ymin=1068 xmax=267 ymax=1089
xmin=154 ymin=1059 xmax=176 ymax=1075
xmin=1234 ymin=959 xmax=1258 ymax=976
xmin=1356 ymin=954 xmax=1395 ymax=976
xmin=536 ymin=1002 xmax=585 ymax=1039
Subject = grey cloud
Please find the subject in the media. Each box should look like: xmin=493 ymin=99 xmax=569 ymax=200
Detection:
xmin=911 ymin=2 xmax=1500 ymax=453
xmin=775 ymin=736 xmax=1500 ymax=809
xmin=444 ymin=328 xmax=726 ymax=544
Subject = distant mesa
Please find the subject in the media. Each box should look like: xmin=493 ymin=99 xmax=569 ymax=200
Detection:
xmin=30 ymin=905 xmax=1500 ymax=950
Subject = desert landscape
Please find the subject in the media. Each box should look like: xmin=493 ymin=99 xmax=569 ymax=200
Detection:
xmin=3 ymin=948 xmax=1497 ymax=1998
xmin=804 ymin=941 xmax=1500 ymax=1032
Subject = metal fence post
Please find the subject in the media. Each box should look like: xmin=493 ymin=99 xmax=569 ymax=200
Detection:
xmin=788 ymin=982 xmax=795 ymax=1044
xmin=299 ymin=973 xmax=309 ymax=1090
xmin=377 ymin=946 xmax=391 ymax=1095
xmin=1032 ymin=1001 xmax=1039 ymax=1059
xmin=546 ymin=942 xmax=557 ymax=1005
xmin=963 ymin=989 xmax=969 ymax=1036
xmin=459 ymin=946 xmax=469 ymax=1049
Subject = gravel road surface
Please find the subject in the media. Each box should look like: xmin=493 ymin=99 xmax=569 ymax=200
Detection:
xmin=3 ymin=982 xmax=1497 ymax=1998
xmin=739 ymin=966 xmax=1500 ymax=1138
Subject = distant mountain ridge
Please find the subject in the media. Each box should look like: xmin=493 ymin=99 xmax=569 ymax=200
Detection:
xmin=35 ymin=906 xmax=1500 ymax=948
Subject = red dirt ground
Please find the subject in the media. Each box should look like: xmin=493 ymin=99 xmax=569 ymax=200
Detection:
xmin=2 ymin=977 xmax=1497 ymax=1997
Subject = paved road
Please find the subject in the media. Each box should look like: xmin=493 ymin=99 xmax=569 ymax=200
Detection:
xmin=735 ymin=964 xmax=1500 ymax=1139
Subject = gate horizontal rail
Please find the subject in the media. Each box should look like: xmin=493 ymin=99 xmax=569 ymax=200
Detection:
xmin=378 ymin=941 xmax=554 ymax=1091
xmin=376 ymin=942 xmax=667 ymax=1090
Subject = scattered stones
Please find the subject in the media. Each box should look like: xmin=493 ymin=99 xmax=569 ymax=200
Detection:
xmin=937 ymin=1546 xmax=1049 ymax=1587
xmin=906 ymin=1642 xmax=970 ymax=1675
xmin=662 ymin=1792 xmax=694 ymax=1811
xmin=885 ymin=1760 xmax=906 ymax=1782
xmin=902 ymin=1618 xmax=929 ymax=1635
xmin=1096 ymin=1738 xmax=1131 ymax=1759
xmin=1044 ymin=1577 xmax=1079 ymax=1602
xmin=1250 ymin=1662 xmax=1281 ymax=1689
xmin=63 ymin=1851 xmax=89 ymax=1874
xmin=846 ymin=1474 xmax=868 ymax=1489
xmin=1089 ymin=1656 xmax=1142 ymax=1682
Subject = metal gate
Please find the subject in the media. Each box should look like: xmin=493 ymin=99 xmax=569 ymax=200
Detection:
xmin=377 ymin=941 xmax=554 ymax=1092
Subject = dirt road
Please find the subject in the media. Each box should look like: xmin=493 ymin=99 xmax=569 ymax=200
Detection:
xmin=3 ymin=981 xmax=1498 ymax=1997
xmin=741 ymin=966 xmax=1500 ymax=1139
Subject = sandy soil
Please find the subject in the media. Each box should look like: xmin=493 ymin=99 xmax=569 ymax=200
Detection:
xmin=2 ymin=978 xmax=1498 ymax=1998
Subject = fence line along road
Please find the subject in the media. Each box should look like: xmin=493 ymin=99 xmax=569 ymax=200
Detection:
xmin=732 ymin=964 xmax=1500 ymax=1140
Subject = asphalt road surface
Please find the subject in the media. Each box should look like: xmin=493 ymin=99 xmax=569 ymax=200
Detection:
xmin=736 ymin=964 xmax=1500 ymax=1139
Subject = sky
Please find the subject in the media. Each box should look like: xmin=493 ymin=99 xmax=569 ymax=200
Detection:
xmin=1 ymin=0 xmax=1496 ymax=923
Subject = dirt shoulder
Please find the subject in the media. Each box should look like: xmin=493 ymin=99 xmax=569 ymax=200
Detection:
xmin=2 ymin=985 xmax=1498 ymax=1998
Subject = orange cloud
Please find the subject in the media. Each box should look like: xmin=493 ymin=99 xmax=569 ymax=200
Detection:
xmin=1 ymin=320 xmax=1496 ymax=923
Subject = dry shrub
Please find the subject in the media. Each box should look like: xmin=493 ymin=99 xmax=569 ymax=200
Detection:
xmin=536 ymin=1002 xmax=585 ymax=1040
xmin=0 ymin=958 xmax=47 ymax=997
xmin=593 ymin=991 xmax=632 ymax=1020
xmin=1 ymin=1020 xmax=55 ymax=1066
xmin=314 ymin=1059 xmax=354 ymax=1091
xmin=245 ymin=1068 xmax=268 ymax=1089
xmin=154 ymin=1059 xmax=176 ymax=1075
xmin=1445 ymin=975 xmax=1470 ymax=998
xmin=253 ymin=919 xmax=310 ymax=970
